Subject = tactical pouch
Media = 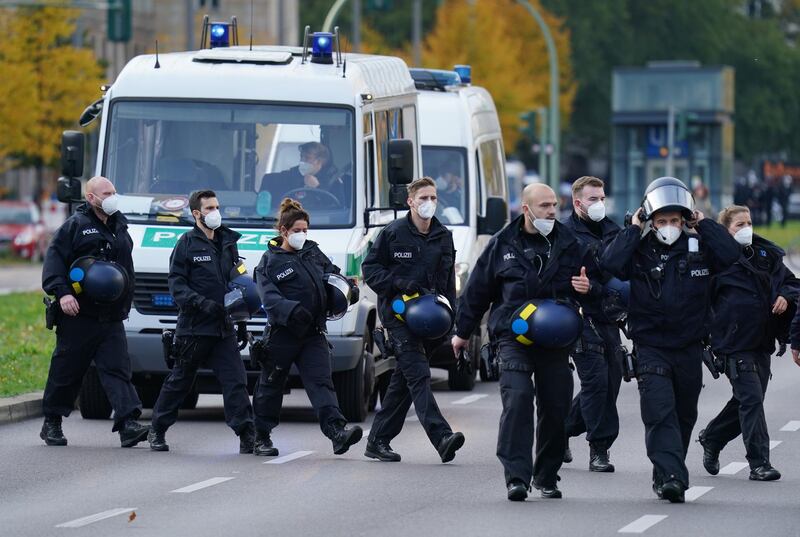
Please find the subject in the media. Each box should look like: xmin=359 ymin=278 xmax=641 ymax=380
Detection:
xmin=622 ymin=346 xmax=637 ymax=382
xmin=161 ymin=330 xmax=177 ymax=369
xmin=43 ymin=296 xmax=59 ymax=330
xmin=702 ymin=344 xmax=720 ymax=379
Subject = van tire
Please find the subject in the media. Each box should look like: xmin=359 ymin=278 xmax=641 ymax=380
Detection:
xmin=334 ymin=353 xmax=368 ymax=423
xmin=78 ymin=366 xmax=113 ymax=420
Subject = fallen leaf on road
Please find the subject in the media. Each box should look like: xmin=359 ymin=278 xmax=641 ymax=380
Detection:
xmin=128 ymin=511 xmax=136 ymax=523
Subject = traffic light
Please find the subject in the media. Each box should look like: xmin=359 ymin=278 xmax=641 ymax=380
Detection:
xmin=107 ymin=0 xmax=131 ymax=42
xmin=519 ymin=110 xmax=538 ymax=143
xmin=676 ymin=111 xmax=700 ymax=141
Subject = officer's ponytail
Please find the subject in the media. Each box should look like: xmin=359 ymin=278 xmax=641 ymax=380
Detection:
xmin=277 ymin=198 xmax=310 ymax=231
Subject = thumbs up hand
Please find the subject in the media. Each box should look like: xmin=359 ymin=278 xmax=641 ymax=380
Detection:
xmin=571 ymin=266 xmax=591 ymax=295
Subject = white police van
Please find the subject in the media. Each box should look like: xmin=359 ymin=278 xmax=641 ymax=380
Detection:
xmin=58 ymin=23 xmax=427 ymax=422
xmin=409 ymin=66 xmax=510 ymax=389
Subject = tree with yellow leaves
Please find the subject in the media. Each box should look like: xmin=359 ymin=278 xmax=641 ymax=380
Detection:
xmin=0 ymin=6 xmax=104 ymax=181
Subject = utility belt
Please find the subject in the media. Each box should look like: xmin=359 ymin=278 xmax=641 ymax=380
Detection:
xmin=161 ymin=330 xmax=206 ymax=369
xmin=714 ymin=354 xmax=759 ymax=381
xmin=573 ymin=317 xmax=608 ymax=356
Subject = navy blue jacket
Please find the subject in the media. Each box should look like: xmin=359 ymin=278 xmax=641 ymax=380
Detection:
xmin=42 ymin=203 xmax=134 ymax=321
xmin=454 ymin=215 xmax=586 ymax=341
xmin=601 ymin=219 xmax=739 ymax=349
xmin=362 ymin=213 xmax=456 ymax=330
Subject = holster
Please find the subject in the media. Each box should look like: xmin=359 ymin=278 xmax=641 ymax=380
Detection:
xmin=250 ymin=324 xmax=272 ymax=370
xmin=702 ymin=343 xmax=720 ymax=379
xmin=161 ymin=330 xmax=177 ymax=369
xmin=43 ymin=296 xmax=59 ymax=330
xmin=374 ymin=328 xmax=393 ymax=358
xmin=622 ymin=345 xmax=637 ymax=382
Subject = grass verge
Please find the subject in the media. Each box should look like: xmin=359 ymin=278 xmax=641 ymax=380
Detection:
xmin=754 ymin=220 xmax=800 ymax=250
xmin=0 ymin=291 xmax=54 ymax=397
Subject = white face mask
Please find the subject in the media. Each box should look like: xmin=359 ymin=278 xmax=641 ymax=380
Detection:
xmin=202 ymin=209 xmax=222 ymax=230
xmin=100 ymin=194 xmax=119 ymax=216
xmin=417 ymin=200 xmax=437 ymax=220
xmin=533 ymin=218 xmax=555 ymax=236
xmin=734 ymin=226 xmax=753 ymax=246
xmin=587 ymin=201 xmax=606 ymax=222
xmin=435 ymin=176 xmax=448 ymax=191
xmin=654 ymin=224 xmax=681 ymax=246
xmin=287 ymin=231 xmax=307 ymax=250
xmin=298 ymin=161 xmax=316 ymax=176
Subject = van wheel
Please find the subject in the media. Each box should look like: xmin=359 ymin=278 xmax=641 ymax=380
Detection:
xmin=334 ymin=353 xmax=368 ymax=423
xmin=79 ymin=366 xmax=113 ymax=420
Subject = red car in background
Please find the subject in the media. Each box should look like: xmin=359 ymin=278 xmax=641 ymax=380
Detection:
xmin=0 ymin=201 xmax=50 ymax=261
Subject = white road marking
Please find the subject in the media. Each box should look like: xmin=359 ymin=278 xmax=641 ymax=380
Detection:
xmin=56 ymin=508 xmax=137 ymax=528
xmin=362 ymin=428 xmax=370 ymax=437
xmin=264 ymin=450 xmax=314 ymax=464
xmin=685 ymin=486 xmax=713 ymax=502
xmin=171 ymin=477 xmax=234 ymax=493
xmin=719 ymin=462 xmax=749 ymax=475
xmin=769 ymin=440 xmax=782 ymax=450
xmin=452 ymin=394 xmax=488 ymax=405
xmin=618 ymin=515 xmax=668 ymax=534
xmin=779 ymin=420 xmax=800 ymax=432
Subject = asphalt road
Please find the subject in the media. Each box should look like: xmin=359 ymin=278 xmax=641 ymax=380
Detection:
xmin=1 ymin=355 xmax=799 ymax=537
xmin=0 ymin=263 xmax=42 ymax=295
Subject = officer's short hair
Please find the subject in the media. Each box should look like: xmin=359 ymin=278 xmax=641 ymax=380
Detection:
xmin=571 ymin=176 xmax=604 ymax=199
xmin=718 ymin=205 xmax=750 ymax=228
xmin=299 ymin=142 xmax=330 ymax=163
xmin=407 ymin=177 xmax=436 ymax=198
xmin=189 ymin=190 xmax=217 ymax=212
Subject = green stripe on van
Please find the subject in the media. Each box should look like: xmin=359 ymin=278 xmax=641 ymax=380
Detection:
xmin=141 ymin=227 xmax=277 ymax=250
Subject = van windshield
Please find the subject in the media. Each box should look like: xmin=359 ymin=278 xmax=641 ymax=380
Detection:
xmin=421 ymin=146 xmax=468 ymax=225
xmin=104 ymin=101 xmax=355 ymax=228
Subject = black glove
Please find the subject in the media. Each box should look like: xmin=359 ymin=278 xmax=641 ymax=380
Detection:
xmin=393 ymin=278 xmax=421 ymax=295
xmin=777 ymin=342 xmax=787 ymax=357
xmin=348 ymin=280 xmax=360 ymax=305
xmin=198 ymin=298 xmax=225 ymax=319
xmin=236 ymin=322 xmax=249 ymax=350
xmin=291 ymin=305 xmax=313 ymax=327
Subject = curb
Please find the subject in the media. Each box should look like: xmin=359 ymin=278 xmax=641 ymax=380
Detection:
xmin=0 ymin=392 xmax=43 ymax=424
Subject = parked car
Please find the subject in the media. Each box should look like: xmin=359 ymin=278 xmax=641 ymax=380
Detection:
xmin=0 ymin=201 xmax=49 ymax=261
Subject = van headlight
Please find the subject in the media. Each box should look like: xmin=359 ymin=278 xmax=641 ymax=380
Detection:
xmin=455 ymin=262 xmax=470 ymax=295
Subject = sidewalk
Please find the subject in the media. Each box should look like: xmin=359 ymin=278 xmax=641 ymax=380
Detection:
xmin=0 ymin=392 xmax=43 ymax=424
xmin=0 ymin=263 xmax=42 ymax=296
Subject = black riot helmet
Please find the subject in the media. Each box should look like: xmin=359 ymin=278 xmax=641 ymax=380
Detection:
xmin=69 ymin=256 xmax=129 ymax=303
xmin=225 ymin=274 xmax=262 ymax=321
xmin=392 ymin=293 xmax=454 ymax=340
xmin=641 ymin=177 xmax=695 ymax=220
xmin=324 ymin=273 xmax=353 ymax=321
xmin=510 ymin=299 xmax=583 ymax=348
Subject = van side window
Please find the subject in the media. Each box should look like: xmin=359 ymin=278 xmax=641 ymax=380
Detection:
xmin=479 ymin=139 xmax=505 ymax=199
xmin=475 ymin=150 xmax=483 ymax=212
xmin=374 ymin=107 xmax=406 ymax=207
xmin=365 ymin=139 xmax=375 ymax=205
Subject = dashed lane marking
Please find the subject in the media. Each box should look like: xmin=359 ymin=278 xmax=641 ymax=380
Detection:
xmin=264 ymin=450 xmax=314 ymax=464
xmin=718 ymin=462 xmax=749 ymax=475
xmin=171 ymin=477 xmax=235 ymax=493
xmin=779 ymin=420 xmax=800 ymax=432
xmin=56 ymin=508 xmax=137 ymax=528
xmin=452 ymin=394 xmax=488 ymax=405
xmin=618 ymin=515 xmax=668 ymax=534
xmin=685 ymin=486 xmax=713 ymax=502
xmin=769 ymin=440 xmax=782 ymax=450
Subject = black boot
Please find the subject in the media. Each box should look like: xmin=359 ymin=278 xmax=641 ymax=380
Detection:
xmin=40 ymin=416 xmax=67 ymax=446
xmin=660 ymin=479 xmax=685 ymax=503
xmin=437 ymin=432 xmax=465 ymax=463
xmin=119 ymin=419 xmax=150 ymax=448
xmin=148 ymin=427 xmax=169 ymax=452
xmin=364 ymin=439 xmax=401 ymax=462
xmin=330 ymin=425 xmax=363 ymax=455
xmin=589 ymin=445 xmax=615 ymax=473
xmin=507 ymin=480 xmax=529 ymax=502
xmin=254 ymin=431 xmax=279 ymax=457
xmin=532 ymin=477 xmax=563 ymax=499
xmin=697 ymin=428 xmax=720 ymax=475
xmin=238 ymin=425 xmax=255 ymax=454
xmin=652 ymin=480 xmax=664 ymax=500
xmin=563 ymin=439 xmax=573 ymax=463
xmin=749 ymin=464 xmax=781 ymax=481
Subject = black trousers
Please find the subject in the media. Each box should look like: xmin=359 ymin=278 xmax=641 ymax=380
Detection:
xmin=565 ymin=321 xmax=623 ymax=449
xmin=42 ymin=316 xmax=141 ymax=431
xmin=702 ymin=350 xmax=772 ymax=469
xmin=151 ymin=334 xmax=253 ymax=435
xmin=496 ymin=341 xmax=573 ymax=488
xmin=253 ymin=328 xmax=345 ymax=436
xmin=369 ymin=325 xmax=452 ymax=449
xmin=636 ymin=343 xmax=703 ymax=488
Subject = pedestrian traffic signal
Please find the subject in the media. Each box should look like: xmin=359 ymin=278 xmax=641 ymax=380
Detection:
xmin=107 ymin=0 xmax=131 ymax=42
xmin=676 ymin=111 xmax=701 ymax=141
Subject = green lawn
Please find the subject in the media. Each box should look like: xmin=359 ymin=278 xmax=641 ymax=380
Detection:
xmin=0 ymin=292 xmax=54 ymax=397
xmin=754 ymin=220 xmax=800 ymax=250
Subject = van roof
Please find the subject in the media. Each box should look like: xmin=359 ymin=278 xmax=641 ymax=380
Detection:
xmin=417 ymin=85 xmax=502 ymax=146
xmin=108 ymin=46 xmax=416 ymax=105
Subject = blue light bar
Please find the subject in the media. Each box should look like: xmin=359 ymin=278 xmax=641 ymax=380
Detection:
xmin=151 ymin=294 xmax=175 ymax=308
xmin=311 ymin=32 xmax=334 ymax=64
xmin=454 ymin=64 xmax=471 ymax=84
xmin=210 ymin=22 xmax=230 ymax=48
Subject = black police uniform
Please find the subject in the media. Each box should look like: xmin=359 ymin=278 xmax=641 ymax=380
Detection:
xmin=455 ymin=215 xmax=585 ymax=492
xmin=700 ymin=236 xmax=800 ymax=473
xmin=252 ymin=237 xmax=352 ymax=441
xmin=41 ymin=203 xmax=144 ymax=439
xmin=601 ymin=219 xmax=739 ymax=494
xmin=562 ymin=212 xmax=624 ymax=459
xmin=150 ymin=225 xmax=254 ymax=441
xmin=361 ymin=212 xmax=458 ymax=456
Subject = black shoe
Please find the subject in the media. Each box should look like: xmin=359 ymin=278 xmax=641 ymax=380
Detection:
xmin=697 ymin=429 xmax=720 ymax=475
xmin=507 ymin=480 xmax=528 ymax=502
xmin=254 ymin=432 xmax=279 ymax=457
xmin=40 ymin=416 xmax=67 ymax=446
xmin=749 ymin=464 xmax=781 ymax=481
xmin=148 ymin=427 xmax=169 ymax=452
xmin=437 ymin=432 xmax=465 ymax=463
xmin=589 ymin=446 xmax=615 ymax=473
xmin=532 ymin=479 xmax=563 ymax=499
xmin=563 ymin=443 xmax=573 ymax=464
xmin=331 ymin=425 xmax=363 ymax=455
xmin=653 ymin=481 xmax=664 ymax=499
xmin=238 ymin=426 xmax=255 ymax=454
xmin=119 ymin=419 xmax=149 ymax=448
xmin=364 ymin=439 xmax=401 ymax=462
xmin=660 ymin=479 xmax=685 ymax=503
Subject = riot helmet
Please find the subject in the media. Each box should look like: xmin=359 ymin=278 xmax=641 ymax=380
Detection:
xmin=510 ymin=299 xmax=583 ymax=348
xmin=641 ymin=177 xmax=694 ymax=220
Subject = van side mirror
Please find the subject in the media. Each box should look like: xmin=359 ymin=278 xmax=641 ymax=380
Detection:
xmin=57 ymin=177 xmax=83 ymax=203
xmin=387 ymin=139 xmax=414 ymax=186
xmin=61 ymin=130 xmax=85 ymax=178
xmin=478 ymin=197 xmax=508 ymax=235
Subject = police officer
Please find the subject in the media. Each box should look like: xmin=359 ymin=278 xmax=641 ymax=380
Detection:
xmin=251 ymin=198 xmax=363 ymax=456
xmin=698 ymin=205 xmax=799 ymax=481
xmin=40 ymin=176 xmax=148 ymax=447
xmin=148 ymin=190 xmax=255 ymax=453
xmin=792 ymin=299 xmax=800 ymax=367
xmin=453 ymin=183 xmax=591 ymax=501
xmin=562 ymin=176 xmax=624 ymax=472
xmin=361 ymin=177 xmax=465 ymax=464
xmin=601 ymin=177 xmax=740 ymax=503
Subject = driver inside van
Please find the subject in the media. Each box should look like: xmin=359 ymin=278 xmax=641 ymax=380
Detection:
xmin=435 ymin=164 xmax=465 ymax=224
xmin=261 ymin=142 xmax=338 ymax=207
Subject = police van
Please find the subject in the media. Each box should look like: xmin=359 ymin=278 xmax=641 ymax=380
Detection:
xmin=57 ymin=23 xmax=427 ymax=422
xmin=409 ymin=66 xmax=510 ymax=389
